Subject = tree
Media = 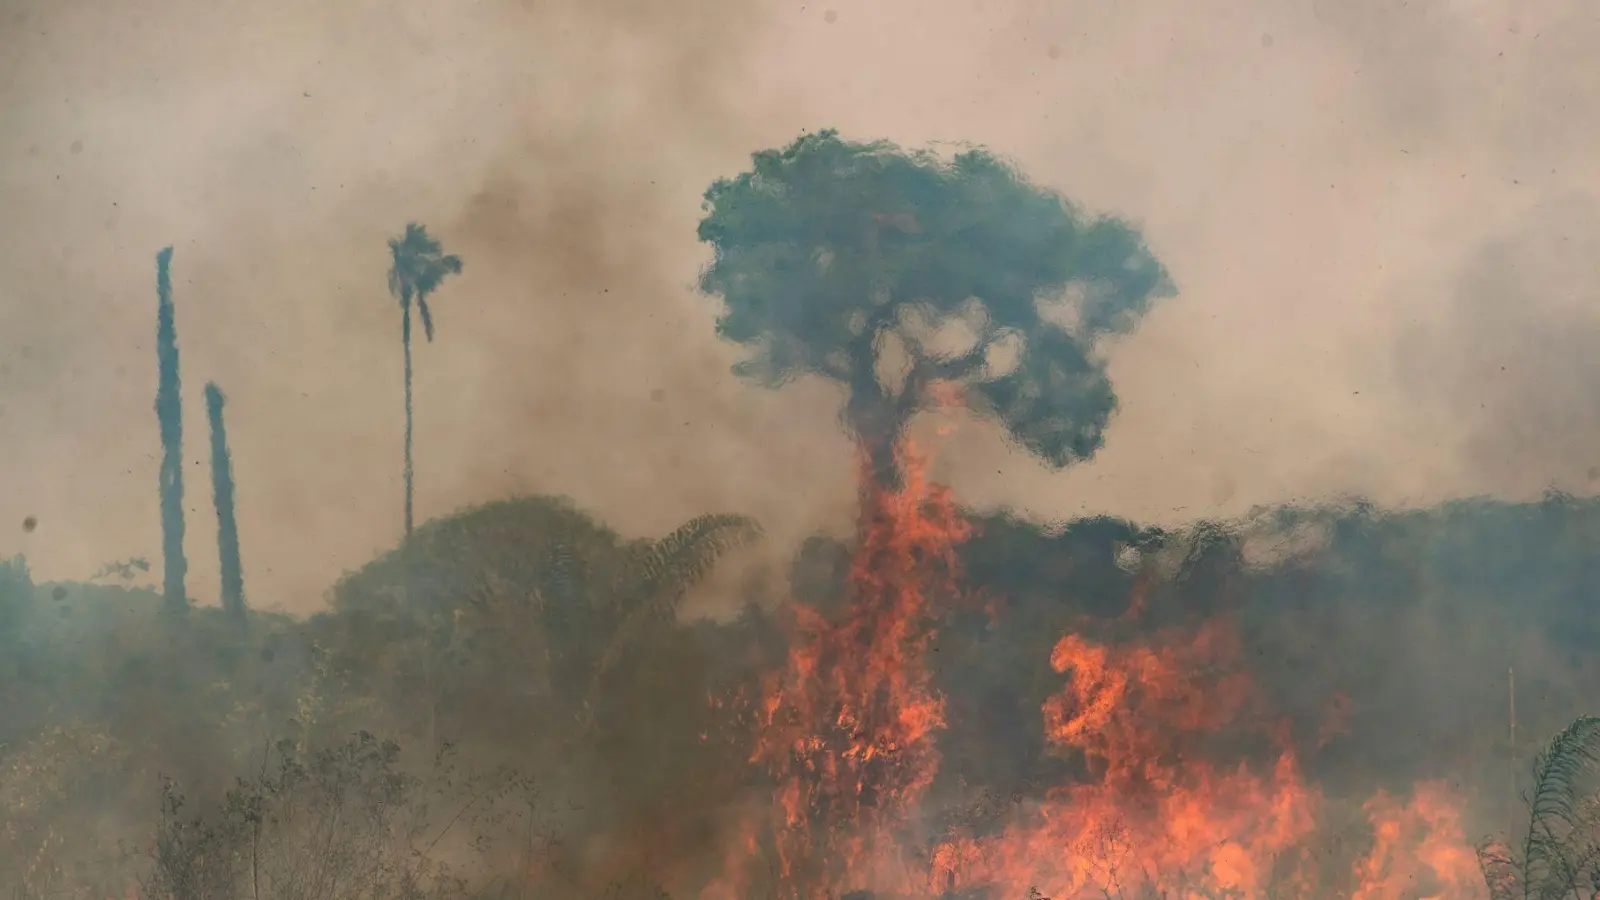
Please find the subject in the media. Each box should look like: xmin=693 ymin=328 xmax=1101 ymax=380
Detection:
xmin=319 ymin=497 xmax=763 ymax=892
xmin=324 ymin=494 xmax=761 ymax=749
xmin=205 ymin=382 xmax=246 ymax=629
xmin=154 ymin=246 xmax=188 ymax=613
xmin=386 ymin=223 xmax=463 ymax=538
xmin=697 ymin=130 xmax=1175 ymax=484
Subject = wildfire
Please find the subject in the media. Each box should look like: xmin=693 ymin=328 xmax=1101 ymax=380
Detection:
xmin=932 ymin=623 xmax=1320 ymax=900
xmin=730 ymin=441 xmax=969 ymax=899
xmin=1352 ymin=786 xmax=1483 ymax=900
xmin=711 ymin=440 xmax=1487 ymax=900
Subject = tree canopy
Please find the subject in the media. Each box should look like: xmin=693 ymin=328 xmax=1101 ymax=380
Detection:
xmin=697 ymin=130 xmax=1175 ymax=472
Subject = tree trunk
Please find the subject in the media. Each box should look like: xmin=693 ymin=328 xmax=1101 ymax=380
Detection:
xmin=403 ymin=298 xmax=415 ymax=539
xmin=860 ymin=421 xmax=903 ymax=491
xmin=843 ymin=341 xmax=912 ymax=492
xmin=206 ymin=382 xmax=247 ymax=629
xmin=154 ymin=246 xmax=188 ymax=614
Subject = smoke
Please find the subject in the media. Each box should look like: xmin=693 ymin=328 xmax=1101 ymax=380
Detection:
xmin=3 ymin=0 xmax=1600 ymax=615
xmin=1393 ymin=194 xmax=1600 ymax=499
xmin=11 ymin=4 xmax=1600 ymax=895
xmin=0 ymin=0 xmax=856 ymax=611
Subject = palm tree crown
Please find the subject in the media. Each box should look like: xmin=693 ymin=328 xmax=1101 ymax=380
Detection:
xmin=386 ymin=222 xmax=462 ymax=342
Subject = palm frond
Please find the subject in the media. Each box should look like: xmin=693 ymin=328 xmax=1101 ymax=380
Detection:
xmin=398 ymin=221 xmax=441 ymax=256
xmin=629 ymin=513 xmax=764 ymax=620
xmin=386 ymin=267 xmax=408 ymax=304
xmin=576 ymin=513 xmax=763 ymax=740
xmin=418 ymin=296 xmax=435 ymax=341
xmin=1523 ymin=715 xmax=1600 ymax=900
xmin=385 ymin=223 xmax=461 ymax=324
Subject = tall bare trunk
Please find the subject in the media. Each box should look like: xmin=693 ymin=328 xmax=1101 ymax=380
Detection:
xmin=154 ymin=247 xmax=188 ymax=614
xmin=403 ymin=298 xmax=415 ymax=539
xmin=206 ymin=382 xmax=247 ymax=629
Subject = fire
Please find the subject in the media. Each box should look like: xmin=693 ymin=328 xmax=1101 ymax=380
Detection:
xmin=1352 ymin=786 xmax=1483 ymax=900
xmin=734 ymin=440 xmax=969 ymax=899
xmin=933 ymin=623 xmax=1319 ymax=900
xmin=927 ymin=622 xmax=1488 ymax=900
xmin=710 ymin=439 xmax=1488 ymax=900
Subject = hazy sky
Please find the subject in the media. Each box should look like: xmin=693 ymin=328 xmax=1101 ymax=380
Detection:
xmin=3 ymin=0 xmax=1597 ymax=613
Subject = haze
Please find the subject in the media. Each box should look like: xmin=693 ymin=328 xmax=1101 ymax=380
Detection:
xmin=2 ymin=0 xmax=1595 ymax=613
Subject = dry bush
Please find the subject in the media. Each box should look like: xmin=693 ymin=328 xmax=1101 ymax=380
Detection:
xmin=139 ymin=731 xmax=542 ymax=900
xmin=0 ymin=722 xmax=139 ymax=900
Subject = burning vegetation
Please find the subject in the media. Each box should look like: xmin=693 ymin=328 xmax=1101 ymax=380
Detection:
xmin=706 ymin=442 xmax=1487 ymax=900
xmin=691 ymin=133 xmax=1482 ymax=898
xmin=4 ymin=130 xmax=1600 ymax=900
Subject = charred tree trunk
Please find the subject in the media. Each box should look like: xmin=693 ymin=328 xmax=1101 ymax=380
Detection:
xmin=205 ymin=382 xmax=246 ymax=629
xmin=154 ymin=247 xmax=188 ymax=614
xmin=843 ymin=320 xmax=915 ymax=493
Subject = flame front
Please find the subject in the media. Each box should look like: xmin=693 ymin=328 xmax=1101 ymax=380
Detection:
xmin=934 ymin=623 xmax=1321 ymax=899
xmin=710 ymin=439 xmax=1486 ymax=900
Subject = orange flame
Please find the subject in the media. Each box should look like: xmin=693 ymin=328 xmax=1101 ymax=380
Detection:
xmin=928 ymin=622 xmax=1489 ymax=900
xmin=1352 ymin=785 xmax=1483 ymax=900
xmin=726 ymin=441 xmax=970 ymax=899
xmin=711 ymin=440 xmax=1487 ymax=900
xmin=932 ymin=622 xmax=1321 ymax=900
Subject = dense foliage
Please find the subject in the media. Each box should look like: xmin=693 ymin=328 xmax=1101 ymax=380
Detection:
xmin=697 ymin=131 xmax=1173 ymax=479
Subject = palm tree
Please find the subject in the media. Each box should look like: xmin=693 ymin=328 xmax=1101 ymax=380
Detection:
xmin=386 ymin=223 xmax=463 ymax=539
